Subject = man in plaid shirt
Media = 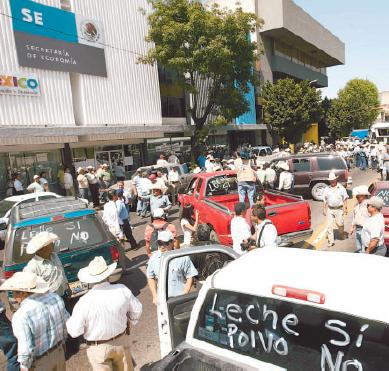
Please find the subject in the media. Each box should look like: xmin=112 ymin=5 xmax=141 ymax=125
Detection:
xmin=0 ymin=272 xmax=69 ymax=371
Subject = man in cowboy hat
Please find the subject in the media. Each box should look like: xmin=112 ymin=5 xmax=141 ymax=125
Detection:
xmin=350 ymin=185 xmax=371 ymax=253
xmin=23 ymin=231 xmax=69 ymax=298
xmin=66 ymin=256 xmax=142 ymax=371
xmin=149 ymin=184 xmax=171 ymax=214
xmin=85 ymin=165 xmax=100 ymax=208
xmin=277 ymin=161 xmax=293 ymax=192
xmin=0 ymin=272 xmax=68 ymax=370
xmin=323 ymin=172 xmax=349 ymax=248
xmin=147 ymin=231 xmax=198 ymax=304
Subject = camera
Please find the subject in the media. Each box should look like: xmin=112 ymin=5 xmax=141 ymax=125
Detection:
xmin=241 ymin=238 xmax=256 ymax=251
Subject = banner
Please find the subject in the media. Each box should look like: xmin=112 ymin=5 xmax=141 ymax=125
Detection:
xmin=10 ymin=0 xmax=107 ymax=77
xmin=0 ymin=73 xmax=40 ymax=96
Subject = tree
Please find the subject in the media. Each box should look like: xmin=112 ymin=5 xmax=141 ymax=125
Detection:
xmin=328 ymin=79 xmax=380 ymax=137
xmin=141 ymin=0 xmax=262 ymax=155
xmin=261 ymin=79 xmax=322 ymax=143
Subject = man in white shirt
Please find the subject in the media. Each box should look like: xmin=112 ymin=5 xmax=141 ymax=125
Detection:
xmin=250 ymin=204 xmax=278 ymax=249
xmin=255 ymin=164 xmax=266 ymax=186
xmin=13 ymin=173 xmax=24 ymax=195
xmin=136 ymin=172 xmax=152 ymax=217
xmin=156 ymin=154 xmax=169 ymax=166
xmin=205 ymin=155 xmax=216 ymax=173
xmin=103 ymin=190 xmax=124 ymax=240
xmin=67 ymin=256 xmax=142 ymax=371
xmin=323 ymin=172 xmax=349 ymax=248
xmin=230 ymin=202 xmax=251 ymax=255
xmin=86 ymin=166 xmax=100 ymax=207
xmin=63 ymin=167 xmax=75 ymax=197
xmin=168 ymin=168 xmax=180 ymax=205
xmin=264 ymin=163 xmax=276 ymax=189
xmin=27 ymin=175 xmax=44 ymax=193
xmin=168 ymin=152 xmax=180 ymax=164
xmin=277 ymin=162 xmax=293 ymax=191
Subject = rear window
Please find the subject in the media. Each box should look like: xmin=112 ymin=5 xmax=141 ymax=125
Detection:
xmin=12 ymin=215 xmax=110 ymax=264
xmin=374 ymin=189 xmax=389 ymax=206
xmin=195 ymin=289 xmax=389 ymax=370
xmin=317 ymin=157 xmax=346 ymax=171
xmin=205 ymin=175 xmax=238 ymax=196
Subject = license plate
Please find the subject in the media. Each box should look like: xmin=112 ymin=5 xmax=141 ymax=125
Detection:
xmin=69 ymin=281 xmax=88 ymax=295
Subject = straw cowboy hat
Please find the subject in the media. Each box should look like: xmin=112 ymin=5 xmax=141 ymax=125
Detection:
xmin=78 ymin=256 xmax=117 ymax=284
xmin=328 ymin=172 xmax=338 ymax=181
xmin=27 ymin=231 xmax=59 ymax=255
xmin=352 ymin=185 xmax=370 ymax=197
xmin=0 ymin=272 xmax=49 ymax=294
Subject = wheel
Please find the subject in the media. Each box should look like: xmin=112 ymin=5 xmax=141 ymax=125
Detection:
xmin=209 ymin=229 xmax=220 ymax=243
xmin=311 ymin=182 xmax=328 ymax=201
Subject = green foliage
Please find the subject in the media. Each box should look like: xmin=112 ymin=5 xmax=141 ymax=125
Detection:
xmin=261 ymin=79 xmax=322 ymax=142
xmin=328 ymin=79 xmax=380 ymax=137
xmin=141 ymin=0 xmax=262 ymax=139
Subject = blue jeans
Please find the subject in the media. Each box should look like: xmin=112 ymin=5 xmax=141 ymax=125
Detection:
xmin=355 ymin=228 xmax=363 ymax=253
xmin=0 ymin=312 xmax=19 ymax=371
xmin=238 ymin=181 xmax=255 ymax=206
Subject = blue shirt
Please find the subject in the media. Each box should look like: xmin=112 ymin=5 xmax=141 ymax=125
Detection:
xmin=116 ymin=199 xmax=129 ymax=224
xmin=12 ymin=292 xmax=69 ymax=368
xmin=150 ymin=195 xmax=171 ymax=213
xmin=198 ymin=155 xmax=206 ymax=168
xmin=147 ymin=251 xmax=198 ymax=298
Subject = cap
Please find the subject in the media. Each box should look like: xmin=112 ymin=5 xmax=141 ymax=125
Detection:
xmin=33 ymin=174 xmax=40 ymax=180
xmin=367 ymin=196 xmax=384 ymax=209
xmin=152 ymin=208 xmax=165 ymax=218
xmin=158 ymin=230 xmax=174 ymax=243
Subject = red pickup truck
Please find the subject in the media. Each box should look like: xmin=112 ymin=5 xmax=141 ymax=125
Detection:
xmin=178 ymin=171 xmax=312 ymax=246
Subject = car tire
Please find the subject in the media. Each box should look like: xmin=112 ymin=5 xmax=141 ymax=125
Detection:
xmin=209 ymin=229 xmax=220 ymax=243
xmin=311 ymin=182 xmax=328 ymax=201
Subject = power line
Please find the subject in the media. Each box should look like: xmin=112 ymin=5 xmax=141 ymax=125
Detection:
xmin=0 ymin=10 xmax=149 ymax=59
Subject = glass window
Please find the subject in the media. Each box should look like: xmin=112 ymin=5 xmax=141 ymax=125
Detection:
xmin=0 ymin=200 xmax=17 ymax=218
xmin=187 ymin=178 xmax=197 ymax=195
xmin=317 ymin=157 xmax=346 ymax=171
xmin=195 ymin=178 xmax=203 ymax=197
xmin=205 ymin=175 xmax=238 ymax=196
xmin=374 ymin=189 xmax=389 ymax=206
xmin=195 ymin=289 xmax=389 ymax=370
xmin=12 ymin=215 xmax=109 ymax=264
xmin=292 ymin=159 xmax=311 ymax=172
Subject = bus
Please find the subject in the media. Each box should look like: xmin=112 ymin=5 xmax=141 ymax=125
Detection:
xmin=370 ymin=122 xmax=389 ymax=143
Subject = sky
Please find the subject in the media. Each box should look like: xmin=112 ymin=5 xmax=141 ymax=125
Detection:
xmin=293 ymin=0 xmax=388 ymax=99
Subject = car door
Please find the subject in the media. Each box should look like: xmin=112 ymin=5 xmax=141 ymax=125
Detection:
xmin=290 ymin=158 xmax=312 ymax=194
xmin=157 ymin=245 xmax=239 ymax=357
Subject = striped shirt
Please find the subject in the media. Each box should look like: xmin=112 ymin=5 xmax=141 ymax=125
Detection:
xmin=12 ymin=293 xmax=69 ymax=368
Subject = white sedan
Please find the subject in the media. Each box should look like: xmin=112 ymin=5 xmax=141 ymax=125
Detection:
xmin=0 ymin=192 xmax=63 ymax=241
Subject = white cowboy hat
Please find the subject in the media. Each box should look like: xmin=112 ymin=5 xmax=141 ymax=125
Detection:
xmin=328 ymin=172 xmax=338 ymax=181
xmin=152 ymin=208 xmax=165 ymax=219
xmin=367 ymin=196 xmax=384 ymax=209
xmin=27 ymin=231 xmax=59 ymax=255
xmin=151 ymin=184 xmax=163 ymax=191
xmin=77 ymin=167 xmax=84 ymax=173
xmin=277 ymin=161 xmax=289 ymax=171
xmin=78 ymin=256 xmax=117 ymax=284
xmin=193 ymin=167 xmax=202 ymax=174
xmin=352 ymin=185 xmax=370 ymax=197
xmin=0 ymin=272 xmax=49 ymax=294
xmin=158 ymin=230 xmax=174 ymax=242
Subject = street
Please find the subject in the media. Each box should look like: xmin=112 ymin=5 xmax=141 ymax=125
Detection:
xmin=2 ymin=167 xmax=378 ymax=370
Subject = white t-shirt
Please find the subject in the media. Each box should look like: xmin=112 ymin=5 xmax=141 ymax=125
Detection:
xmin=180 ymin=218 xmax=193 ymax=246
xmin=256 ymin=220 xmax=278 ymax=248
xmin=230 ymin=216 xmax=251 ymax=255
xmin=362 ymin=213 xmax=385 ymax=248
xmin=64 ymin=173 xmax=73 ymax=189
xmin=278 ymin=171 xmax=293 ymax=191
xmin=265 ymin=168 xmax=276 ymax=183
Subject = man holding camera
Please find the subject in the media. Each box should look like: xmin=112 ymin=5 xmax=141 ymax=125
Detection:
xmin=250 ymin=205 xmax=278 ymax=249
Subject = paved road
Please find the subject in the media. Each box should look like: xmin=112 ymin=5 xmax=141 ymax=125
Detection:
xmin=0 ymin=168 xmax=380 ymax=370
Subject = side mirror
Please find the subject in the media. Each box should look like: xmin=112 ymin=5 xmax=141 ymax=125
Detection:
xmin=0 ymin=222 xmax=7 ymax=231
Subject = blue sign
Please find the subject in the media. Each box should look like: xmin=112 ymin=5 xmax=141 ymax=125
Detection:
xmin=10 ymin=0 xmax=107 ymax=76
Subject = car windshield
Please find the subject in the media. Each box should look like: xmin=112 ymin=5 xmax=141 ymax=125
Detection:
xmin=12 ymin=215 xmax=109 ymax=264
xmin=374 ymin=189 xmax=389 ymax=206
xmin=195 ymin=289 xmax=389 ymax=371
xmin=317 ymin=156 xmax=346 ymax=171
xmin=0 ymin=200 xmax=17 ymax=218
xmin=205 ymin=175 xmax=238 ymax=196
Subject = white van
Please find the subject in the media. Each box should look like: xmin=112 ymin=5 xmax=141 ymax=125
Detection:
xmin=147 ymin=246 xmax=389 ymax=370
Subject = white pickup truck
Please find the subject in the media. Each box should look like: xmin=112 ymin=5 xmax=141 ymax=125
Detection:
xmin=143 ymin=246 xmax=389 ymax=370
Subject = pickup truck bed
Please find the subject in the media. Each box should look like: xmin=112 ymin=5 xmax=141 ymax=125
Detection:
xmin=179 ymin=171 xmax=312 ymax=246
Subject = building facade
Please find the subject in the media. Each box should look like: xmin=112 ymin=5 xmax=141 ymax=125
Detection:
xmin=377 ymin=91 xmax=389 ymax=123
xmin=210 ymin=0 xmax=345 ymax=149
xmin=0 ymin=0 xmax=188 ymax=198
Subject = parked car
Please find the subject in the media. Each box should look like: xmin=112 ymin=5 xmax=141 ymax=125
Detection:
xmin=249 ymin=146 xmax=273 ymax=157
xmin=145 ymin=247 xmax=389 ymax=370
xmin=0 ymin=192 xmax=63 ymax=243
xmin=178 ymin=171 xmax=312 ymax=246
xmin=368 ymin=181 xmax=389 ymax=247
xmin=2 ymin=197 xmax=123 ymax=300
xmin=270 ymin=153 xmax=352 ymax=201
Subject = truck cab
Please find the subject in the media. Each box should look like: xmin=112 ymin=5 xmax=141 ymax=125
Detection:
xmin=145 ymin=247 xmax=389 ymax=370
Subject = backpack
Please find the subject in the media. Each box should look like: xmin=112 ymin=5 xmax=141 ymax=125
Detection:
xmin=149 ymin=222 xmax=169 ymax=252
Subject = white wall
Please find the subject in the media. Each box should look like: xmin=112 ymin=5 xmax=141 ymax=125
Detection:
xmin=69 ymin=0 xmax=162 ymax=127
xmin=0 ymin=0 xmax=75 ymax=127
